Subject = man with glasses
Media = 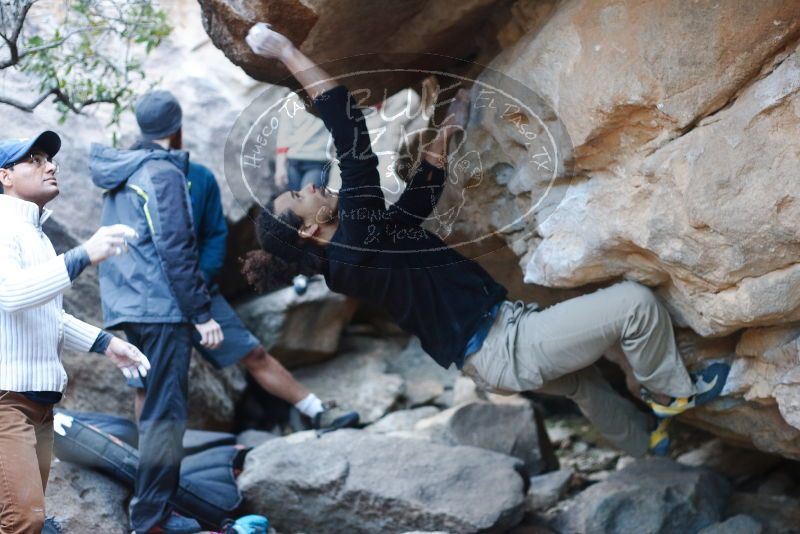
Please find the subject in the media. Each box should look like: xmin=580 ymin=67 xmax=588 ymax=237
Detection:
xmin=0 ymin=131 xmax=151 ymax=533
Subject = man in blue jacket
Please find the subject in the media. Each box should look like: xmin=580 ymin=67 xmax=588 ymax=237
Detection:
xmin=91 ymin=91 xmax=357 ymax=534
xmin=90 ymin=90 xmax=225 ymax=534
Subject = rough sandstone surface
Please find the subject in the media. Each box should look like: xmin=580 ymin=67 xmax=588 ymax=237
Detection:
xmin=198 ymin=0 xmax=505 ymax=101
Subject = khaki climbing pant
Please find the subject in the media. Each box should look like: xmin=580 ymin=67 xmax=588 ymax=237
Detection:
xmin=462 ymin=281 xmax=694 ymax=457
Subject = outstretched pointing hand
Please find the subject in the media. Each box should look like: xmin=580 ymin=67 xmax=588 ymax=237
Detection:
xmin=246 ymin=23 xmax=294 ymax=60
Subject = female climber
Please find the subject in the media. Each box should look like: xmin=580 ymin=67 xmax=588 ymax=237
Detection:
xmin=242 ymin=22 xmax=729 ymax=457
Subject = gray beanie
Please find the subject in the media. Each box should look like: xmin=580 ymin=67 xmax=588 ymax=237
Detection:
xmin=135 ymin=90 xmax=182 ymax=140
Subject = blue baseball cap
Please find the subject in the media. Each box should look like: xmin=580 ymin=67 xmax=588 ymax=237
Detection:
xmin=0 ymin=131 xmax=61 ymax=168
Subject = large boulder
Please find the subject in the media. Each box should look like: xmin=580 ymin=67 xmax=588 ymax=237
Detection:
xmin=196 ymin=0 xmax=800 ymax=460
xmin=495 ymin=0 xmax=800 ymax=166
xmin=414 ymin=400 xmax=558 ymax=475
xmin=727 ymin=326 xmax=800 ymax=433
xmin=675 ymin=326 xmax=800 ymax=460
xmin=527 ymin=44 xmax=800 ymax=335
xmin=554 ymin=458 xmax=731 ymax=534
xmin=236 ymin=275 xmax=358 ymax=368
xmin=446 ymin=0 xmax=800 ymax=458
xmin=462 ymin=0 xmax=800 ymax=336
xmin=238 ymin=429 xmax=527 ymax=533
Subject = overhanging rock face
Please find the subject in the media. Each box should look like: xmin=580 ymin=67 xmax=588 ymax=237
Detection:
xmin=200 ymin=0 xmax=800 ymax=458
xmin=198 ymin=0 xmax=506 ymax=100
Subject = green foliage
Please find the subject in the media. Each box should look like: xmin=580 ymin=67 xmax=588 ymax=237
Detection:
xmin=6 ymin=0 xmax=171 ymax=130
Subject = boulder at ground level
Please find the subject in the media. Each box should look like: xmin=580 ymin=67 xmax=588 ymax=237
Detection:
xmin=725 ymin=492 xmax=800 ymax=534
xmin=415 ymin=400 xmax=558 ymax=475
xmin=236 ymin=275 xmax=358 ymax=368
xmin=46 ymin=460 xmax=129 ymax=533
xmin=527 ymin=469 xmax=574 ymax=511
xmin=238 ymin=429 xmax=526 ymax=533
xmin=554 ymin=458 xmax=730 ymax=534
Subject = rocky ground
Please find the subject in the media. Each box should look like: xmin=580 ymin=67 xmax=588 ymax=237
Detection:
xmin=46 ymin=306 xmax=800 ymax=533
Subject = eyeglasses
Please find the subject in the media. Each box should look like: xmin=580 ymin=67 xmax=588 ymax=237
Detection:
xmin=4 ymin=153 xmax=59 ymax=173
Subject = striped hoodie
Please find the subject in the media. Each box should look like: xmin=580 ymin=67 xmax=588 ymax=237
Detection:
xmin=0 ymin=194 xmax=101 ymax=392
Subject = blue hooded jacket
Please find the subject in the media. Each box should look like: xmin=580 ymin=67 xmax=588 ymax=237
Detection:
xmin=90 ymin=142 xmax=212 ymax=328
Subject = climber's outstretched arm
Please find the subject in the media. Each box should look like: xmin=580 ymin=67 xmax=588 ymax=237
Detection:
xmin=246 ymin=23 xmax=337 ymax=100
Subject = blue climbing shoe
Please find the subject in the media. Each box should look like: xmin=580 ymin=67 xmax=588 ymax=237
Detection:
xmin=644 ymin=362 xmax=731 ymax=418
xmin=692 ymin=362 xmax=730 ymax=406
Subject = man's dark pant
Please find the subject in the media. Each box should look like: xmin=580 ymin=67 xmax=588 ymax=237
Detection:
xmin=123 ymin=323 xmax=192 ymax=533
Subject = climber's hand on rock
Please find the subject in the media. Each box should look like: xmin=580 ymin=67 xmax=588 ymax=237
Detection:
xmin=246 ymin=23 xmax=294 ymax=61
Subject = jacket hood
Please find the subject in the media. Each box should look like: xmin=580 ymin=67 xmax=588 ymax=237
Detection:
xmin=89 ymin=142 xmax=189 ymax=190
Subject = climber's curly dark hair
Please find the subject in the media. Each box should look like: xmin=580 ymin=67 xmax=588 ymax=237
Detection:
xmin=240 ymin=196 xmax=327 ymax=293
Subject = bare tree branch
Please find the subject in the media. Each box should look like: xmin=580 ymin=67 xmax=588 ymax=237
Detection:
xmin=10 ymin=1 xmax=34 ymax=43
xmin=0 ymin=0 xmax=35 ymax=65
xmin=0 ymin=84 xmax=127 ymax=114
xmin=0 ymin=87 xmax=55 ymax=112
xmin=51 ymin=87 xmax=127 ymax=114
